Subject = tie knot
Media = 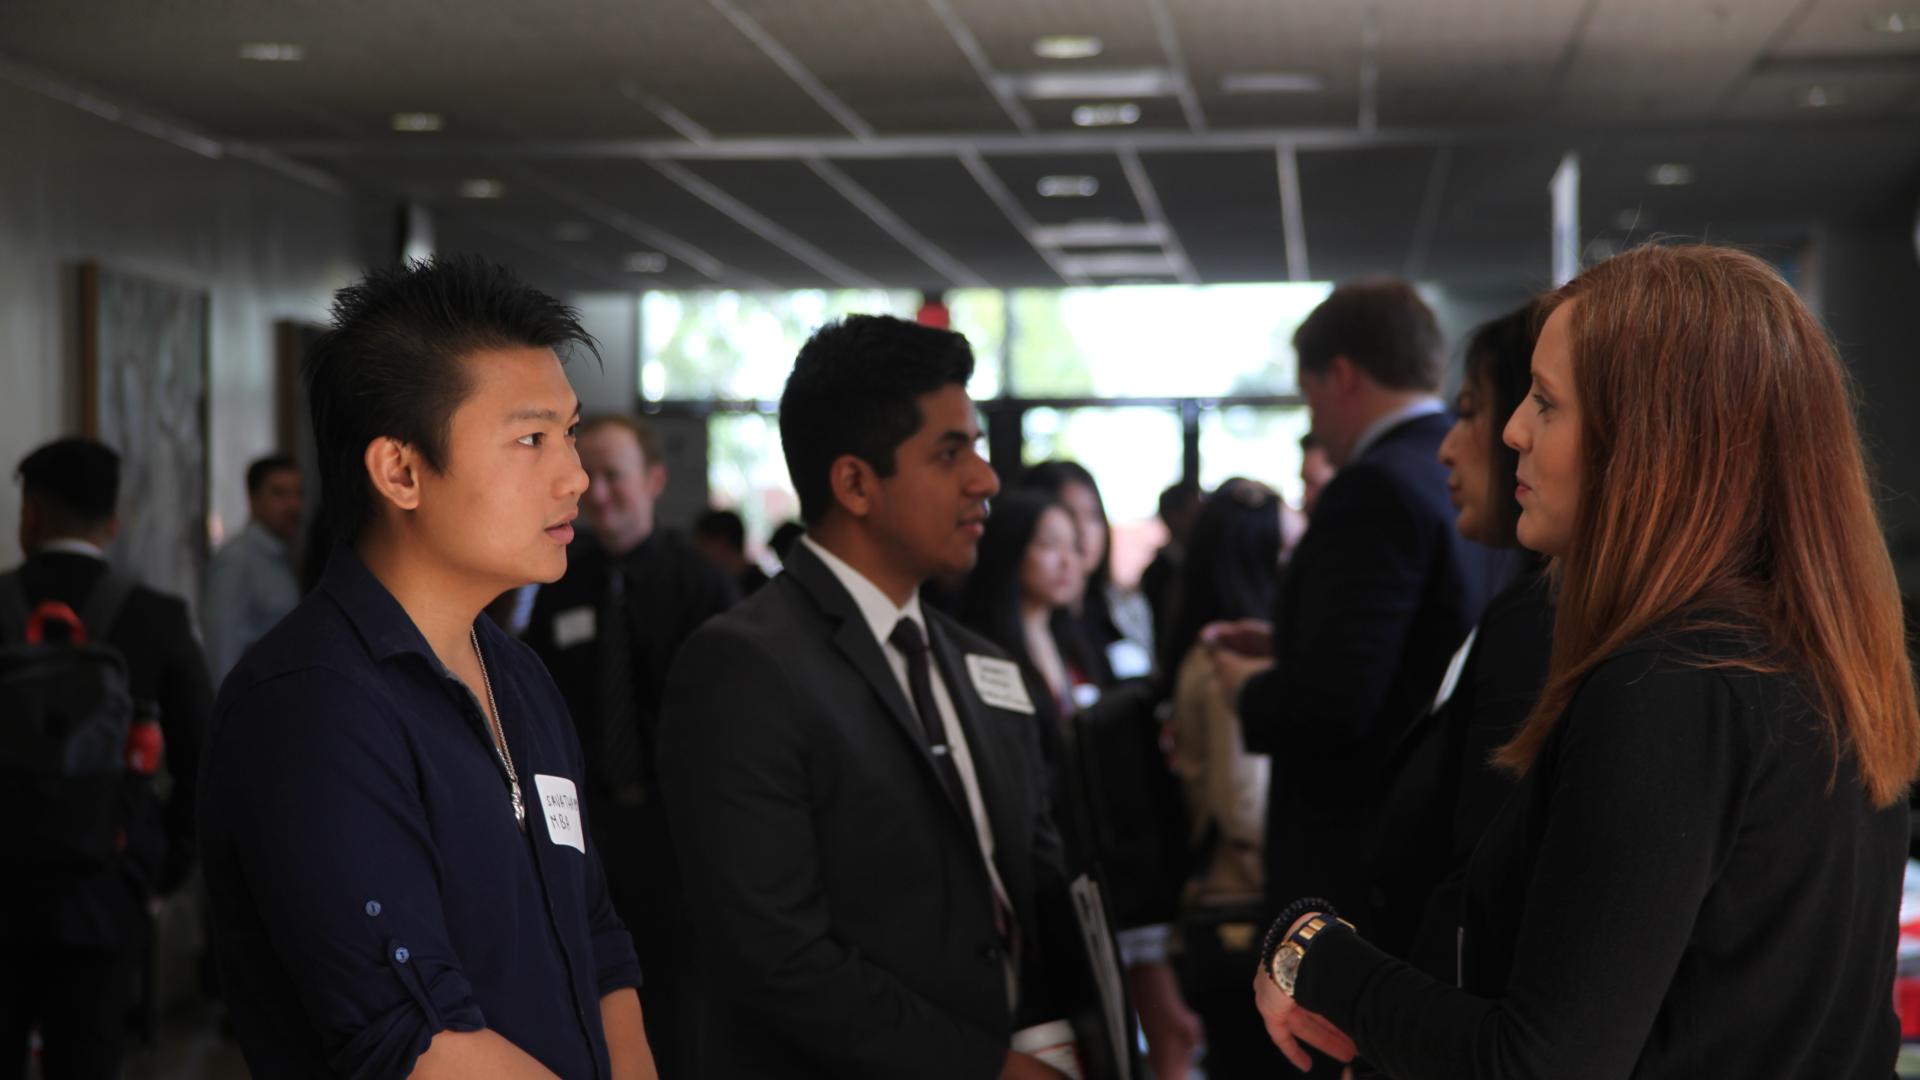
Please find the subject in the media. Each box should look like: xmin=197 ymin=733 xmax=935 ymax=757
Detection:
xmin=889 ymin=617 xmax=928 ymax=658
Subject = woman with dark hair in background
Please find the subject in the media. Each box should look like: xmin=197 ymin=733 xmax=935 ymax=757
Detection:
xmin=1365 ymin=303 xmax=1554 ymax=982
xmin=959 ymin=489 xmax=1095 ymax=728
xmin=961 ymin=488 xmax=1203 ymax=1079
xmin=1255 ymin=244 xmax=1920 ymax=1079
xmin=1021 ymin=461 xmax=1155 ymax=685
xmin=1160 ymin=477 xmax=1284 ymax=1077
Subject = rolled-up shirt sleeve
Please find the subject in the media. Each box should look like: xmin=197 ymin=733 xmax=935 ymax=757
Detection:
xmin=208 ymin=667 xmax=485 ymax=1079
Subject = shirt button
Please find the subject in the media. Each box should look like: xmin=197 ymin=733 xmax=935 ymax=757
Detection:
xmin=365 ymin=901 xmax=382 ymax=917
xmin=980 ymin=943 xmax=1001 ymax=963
xmin=393 ymin=946 xmax=410 ymax=964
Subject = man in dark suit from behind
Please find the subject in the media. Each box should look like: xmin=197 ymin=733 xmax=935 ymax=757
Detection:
xmin=0 ymin=437 xmax=211 ymax=1080
xmin=1209 ymin=280 xmax=1490 ymax=947
xmin=659 ymin=315 xmax=1096 ymax=1079
xmin=521 ymin=413 xmax=735 ymax=1077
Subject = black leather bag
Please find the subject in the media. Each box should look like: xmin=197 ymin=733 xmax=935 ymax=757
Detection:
xmin=1065 ymin=679 xmax=1192 ymax=931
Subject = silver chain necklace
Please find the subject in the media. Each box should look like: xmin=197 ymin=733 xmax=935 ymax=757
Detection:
xmin=470 ymin=626 xmax=526 ymax=828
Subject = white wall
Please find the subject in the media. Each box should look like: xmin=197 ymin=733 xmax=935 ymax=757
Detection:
xmin=0 ymin=79 xmax=363 ymax=577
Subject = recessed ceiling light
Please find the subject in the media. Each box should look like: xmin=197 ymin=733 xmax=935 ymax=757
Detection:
xmin=1059 ymin=252 xmax=1180 ymax=277
xmin=1800 ymin=85 xmax=1845 ymax=108
xmin=1646 ymin=163 xmax=1694 ymax=186
xmin=237 ymin=42 xmax=304 ymax=62
xmin=1219 ymin=71 xmax=1325 ymax=94
xmin=1034 ymin=35 xmax=1103 ymax=60
xmin=1032 ymin=221 xmax=1167 ymax=247
xmin=623 ymin=252 xmax=668 ymax=273
xmin=391 ymin=112 xmax=444 ymax=133
xmin=1002 ymin=69 xmax=1177 ymax=100
xmin=552 ymin=222 xmax=592 ymax=243
xmin=457 ymin=179 xmax=504 ymax=199
xmin=1868 ymin=12 xmax=1920 ymax=32
xmin=1038 ymin=175 xmax=1099 ymax=198
xmin=1071 ymin=102 xmax=1141 ymax=127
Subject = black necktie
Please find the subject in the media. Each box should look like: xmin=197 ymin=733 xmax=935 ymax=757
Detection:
xmin=598 ymin=567 xmax=645 ymax=806
xmin=889 ymin=618 xmax=1020 ymax=968
xmin=889 ymin=618 xmax=968 ymax=815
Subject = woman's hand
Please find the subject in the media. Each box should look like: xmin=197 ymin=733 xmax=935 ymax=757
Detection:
xmin=1253 ymin=973 xmax=1358 ymax=1073
xmin=1201 ymin=618 xmax=1274 ymax=659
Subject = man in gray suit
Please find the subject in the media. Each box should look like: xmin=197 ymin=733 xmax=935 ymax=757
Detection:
xmin=659 ymin=315 xmax=1102 ymax=1079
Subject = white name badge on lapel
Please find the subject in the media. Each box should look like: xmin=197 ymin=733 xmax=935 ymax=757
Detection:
xmin=533 ymin=774 xmax=586 ymax=853
xmin=966 ymin=655 xmax=1035 ymax=715
xmin=553 ymin=606 xmax=596 ymax=650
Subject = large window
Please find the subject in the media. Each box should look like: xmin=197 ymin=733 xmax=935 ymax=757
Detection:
xmin=704 ymin=411 xmax=796 ymax=555
xmin=640 ymin=288 xmax=1003 ymax=402
xmin=639 ymin=283 xmax=1330 ymax=562
xmin=1199 ymin=406 xmax=1314 ymax=508
xmin=641 ymin=289 xmax=914 ymax=401
xmin=1009 ymin=284 xmax=1331 ymax=397
xmin=1022 ymin=406 xmax=1184 ymax=588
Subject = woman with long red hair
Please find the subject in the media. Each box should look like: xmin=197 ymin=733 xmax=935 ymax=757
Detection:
xmin=1253 ymin=243 xmax=1920 ymax=1079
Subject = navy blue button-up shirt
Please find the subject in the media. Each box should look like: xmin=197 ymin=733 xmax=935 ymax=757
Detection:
xmin=201 ymin=549 xmax=641 ymax=1079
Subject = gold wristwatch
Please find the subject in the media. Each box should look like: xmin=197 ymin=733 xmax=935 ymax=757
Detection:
xmin=1266 ymin=912 xmax=1353 ymax=997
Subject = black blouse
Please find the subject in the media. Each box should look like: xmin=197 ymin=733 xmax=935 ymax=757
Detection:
xmin=1298 ymin=625 xmax=1907 ymax=1080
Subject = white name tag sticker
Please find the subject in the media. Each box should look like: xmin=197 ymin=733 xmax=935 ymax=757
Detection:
xmin=533 ymin=774 xmax=586 ymax=853
xmin=1106 ymin=639 xmax=1152 ymax=680
xmin=966 ymin=654 xmax=1035 ymax=715
xmin=553 ymin=606 xmax=596 ymax=650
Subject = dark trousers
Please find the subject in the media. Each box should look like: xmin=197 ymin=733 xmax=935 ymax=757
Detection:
xmin=0 ymin=943 xmax=132 ymax=1080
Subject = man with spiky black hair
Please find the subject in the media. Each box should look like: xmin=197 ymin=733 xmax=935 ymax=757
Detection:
xmin=200 ymin=256 xmax=655 ymax=1080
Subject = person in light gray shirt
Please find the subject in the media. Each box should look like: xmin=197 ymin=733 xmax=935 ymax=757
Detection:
xmin=204 ymin=454 xmax=303 ymax=681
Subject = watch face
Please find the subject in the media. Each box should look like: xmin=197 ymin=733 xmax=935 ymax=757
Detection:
xmin=1272 ymin=943 xmax=1304 ymax=991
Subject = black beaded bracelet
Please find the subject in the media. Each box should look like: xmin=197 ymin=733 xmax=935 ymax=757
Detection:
xmin=1259 ymin=896 xmax=1341 ymax=970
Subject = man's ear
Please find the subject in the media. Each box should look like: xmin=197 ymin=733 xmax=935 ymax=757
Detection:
xmin=645 ymin=462 xmax=669 ymax=500
xmin=1328 ymin=354 xmax=1362 ymax=394
xmin=828 ymin=454 xmax=879 ymax=520
xmin=98 ymin=513 xmax=121 ymax=545
xmin=364 ymin=436 xmax=425 ymax=514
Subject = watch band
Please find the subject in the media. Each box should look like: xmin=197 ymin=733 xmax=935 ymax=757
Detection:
xmin=1260 ymin=896 xmax=1341 ymax=971
xmin=1267 ymin=912 xmax=1354 ymax=996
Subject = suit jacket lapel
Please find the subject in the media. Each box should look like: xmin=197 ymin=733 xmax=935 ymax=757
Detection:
xmin=782 ymin=544 xmax=975 ymax=829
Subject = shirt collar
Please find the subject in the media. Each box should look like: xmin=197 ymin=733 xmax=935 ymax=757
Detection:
xmin=1350 ymin=397 xmax=1447 ymax=463
xmin=38 ymin=538 xmax=106 ymax=559
xmin=242 ymin=519 xmax=289 ymax=556
xmin=319 ymin=545 xmax=458 ymax=664
xmin=799 ymin=535 xmax=924 ymax=648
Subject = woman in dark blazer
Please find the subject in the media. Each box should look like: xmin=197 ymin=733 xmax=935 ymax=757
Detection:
xmin=962 ymin=488 xmax=1203 ymax=1080
xmin=960 ymin=489 xmax=1095 ymax=737
xmin=1365 ymin=304 xmax=1553 ymax=980
xmin=1256 ymin=244 xmax=1920 ymax=1079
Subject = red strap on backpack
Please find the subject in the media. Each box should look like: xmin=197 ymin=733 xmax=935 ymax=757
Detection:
xmin=24 ymin=601 xmax=87 ymax=646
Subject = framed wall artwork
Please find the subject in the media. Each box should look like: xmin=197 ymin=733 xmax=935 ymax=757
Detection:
xmin=79 ymin=262 xmax=211 ymax=611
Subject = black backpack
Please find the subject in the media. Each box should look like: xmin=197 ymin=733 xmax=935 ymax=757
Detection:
xmin=0 ymin=569 xmax=136 ymax=868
